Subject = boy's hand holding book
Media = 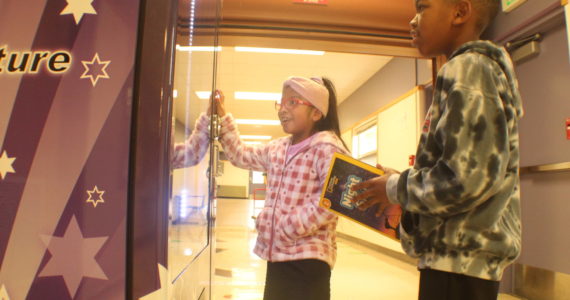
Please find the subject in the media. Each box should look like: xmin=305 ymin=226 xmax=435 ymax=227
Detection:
xmin=350 ymin=164 xmax=399 ymax=217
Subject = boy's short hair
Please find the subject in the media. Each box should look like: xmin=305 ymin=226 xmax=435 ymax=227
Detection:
xmin=448 ymin=0 xmax=500 ymax=34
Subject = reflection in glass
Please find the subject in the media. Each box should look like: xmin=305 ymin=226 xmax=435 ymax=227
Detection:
xmin=170 ymin=105 xmax=211 ymax=276
xmin=168 ymin=0 xmax=217 ymax=283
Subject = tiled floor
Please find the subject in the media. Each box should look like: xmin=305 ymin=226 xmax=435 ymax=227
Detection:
xmin=212 ymin=198 xmax=521 ymax=300
xmin=211 ymin=225 xmax=419 ymax=300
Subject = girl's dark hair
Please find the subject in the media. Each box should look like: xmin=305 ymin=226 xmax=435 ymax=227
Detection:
xmin=315 ymin=77 xmax=348 ymax=149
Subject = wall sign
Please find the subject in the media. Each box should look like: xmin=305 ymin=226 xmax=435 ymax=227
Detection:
xmin=501 ymin=0 xmax=527 ymax=13
xmin=293 ymin=0 xmax=328 ymax=5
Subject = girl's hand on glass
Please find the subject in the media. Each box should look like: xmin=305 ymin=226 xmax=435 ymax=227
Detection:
xmin=208 ymin=89 xmax=226 ymax=117
xmin=214 ymin=89 xmax=226 ymax=117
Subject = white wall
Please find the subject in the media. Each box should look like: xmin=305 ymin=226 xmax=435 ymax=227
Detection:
xmin=338 ymin=57 xmax=431 ymax=132
xmin=337 ymin=88 xmax=425 ymax=255
xmin=376 ymin=90 xmax=423 ymax=172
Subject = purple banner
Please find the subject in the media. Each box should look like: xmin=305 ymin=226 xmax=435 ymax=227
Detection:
xmin=0 ymin=0 xmax=140 ymax=299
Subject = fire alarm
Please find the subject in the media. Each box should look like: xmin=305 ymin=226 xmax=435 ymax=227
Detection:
xmin=566 ymin=118 xmax=570 ymax=140
xmin=409 ymin=155 xmax=416 ymax=166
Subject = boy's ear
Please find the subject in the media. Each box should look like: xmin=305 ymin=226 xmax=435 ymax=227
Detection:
xmin=451 ymin=0 xmax=473 ymax=26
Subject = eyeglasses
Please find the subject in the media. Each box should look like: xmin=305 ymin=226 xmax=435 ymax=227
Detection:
xmin=275 ymin=97 xmax=313 ymax=111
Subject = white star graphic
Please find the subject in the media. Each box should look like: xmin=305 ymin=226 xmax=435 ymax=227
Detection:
xmin=60 ymin=0 xmax=97 ymax=24
xmin=86 ymin=186 xmax=105 ymax=208
xmin=80 ymin=53 xmax=110 ymax=87
xmin=0 ymin=284 xmax=10 ymax=300
xmin=139 ymin=264 xmax=171 ymax=300
xmin=39 ymin=216 xmax=108 ymax=299
xmin=0 ymin=151 xmax=16 ymax=180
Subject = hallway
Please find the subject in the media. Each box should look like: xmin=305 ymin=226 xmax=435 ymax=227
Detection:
xmin=212 ymin=226 xmax=419 ymax=300
xmin=211 ymin=199 xmax=519 ymax=300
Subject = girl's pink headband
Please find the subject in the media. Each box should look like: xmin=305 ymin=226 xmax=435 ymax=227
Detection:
xmin=283 ymin=76 xmax=329 ymax=117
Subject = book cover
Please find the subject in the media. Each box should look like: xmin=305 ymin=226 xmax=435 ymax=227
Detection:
xmin=319 ymin=152 xmax=402 ymax=240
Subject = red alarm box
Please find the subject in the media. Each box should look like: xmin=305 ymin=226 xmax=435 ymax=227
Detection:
xmin=409 ymin=155 xmax=416 ymax=166
xmin=566 ymin=118 xmax=570 ymax=140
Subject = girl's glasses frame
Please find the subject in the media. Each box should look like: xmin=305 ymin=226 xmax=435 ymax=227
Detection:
xmin=275 ymin=97 xmax=313 ymax=111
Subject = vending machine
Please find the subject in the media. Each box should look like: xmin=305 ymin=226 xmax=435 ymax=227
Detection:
xmin=0 ymin=0 xmax=220 ymax=299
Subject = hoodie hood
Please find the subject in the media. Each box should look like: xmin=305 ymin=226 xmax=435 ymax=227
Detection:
xmin=450 ymin=40 xmax=524 ymax=119
xmin=308 ymin=130 xmax=348 ymax=152
xmin=276 ymin=130 xmax=349 ymax=155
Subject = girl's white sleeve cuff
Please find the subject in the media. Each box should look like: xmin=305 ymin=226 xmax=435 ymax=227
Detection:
xmin=386 ymin=173 xmax=400 ymax=205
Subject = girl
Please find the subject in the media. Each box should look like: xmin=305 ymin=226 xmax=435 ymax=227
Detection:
xmin=213 ymin=76 xmax=349 ymax=300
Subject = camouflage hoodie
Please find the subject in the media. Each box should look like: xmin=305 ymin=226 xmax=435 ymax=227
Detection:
xmin=386 ymin=40 xmax=524 ymax=281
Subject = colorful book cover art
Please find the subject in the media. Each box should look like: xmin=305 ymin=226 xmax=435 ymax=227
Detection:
xmin=319 ymin=153 xmax=402 ymax=240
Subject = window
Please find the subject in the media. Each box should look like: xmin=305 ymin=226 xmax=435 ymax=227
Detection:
xmin=252 ymin=171 xmax=265 ymax=184
xmin=352 ymin=119 xmax=377 ymax=159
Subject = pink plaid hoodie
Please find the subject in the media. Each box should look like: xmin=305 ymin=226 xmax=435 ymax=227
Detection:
xmin=219 ymin=113 xmax=349 ymax=267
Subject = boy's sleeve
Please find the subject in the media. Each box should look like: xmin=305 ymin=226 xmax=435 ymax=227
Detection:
xmin=218 ymin=113 xmax=270 ymax=172
xmin=392 ymin=65 xmax=511 ymax=217
xmin=386 ymin=173 xmax=401 ymax=204
xmin=280 ymin=144 xmax=345 ymax=240
xmin=171 ymin=113 xmax=210 ymax=169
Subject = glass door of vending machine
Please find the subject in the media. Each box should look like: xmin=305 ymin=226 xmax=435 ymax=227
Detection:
xmin=129 ymin=0 xmax=220 ymax=299
xmin=169 ymin=0 xmax=221 ymax=298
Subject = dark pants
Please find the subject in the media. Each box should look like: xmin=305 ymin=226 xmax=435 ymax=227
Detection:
xmin=263 ymin=259 xmax=331 ymax=300
xmin=419 ymin=268 xmax=500 ymax=300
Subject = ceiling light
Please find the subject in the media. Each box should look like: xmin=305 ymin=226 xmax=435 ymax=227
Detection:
xmin=173 ymin=89 xmax=178 ymax=98
xmin=195 ymin=91 xmax=211 ymax=99
xmin=176 ymin=45 xmax=222 ymax=52
xmin=236 ymin=119 xmax=281 ymax=126
xmin=235 ymin=92 xmax=281 ymax=101
xmin=244 ymin=141 xmax=262 ymax=145
xmin=235 ymin=47 xmax=324 ymax=55
xmin=195 ymin=91 xmax=282 ymax=101
xmin=240 ymin=135 xmax=272 ymax=140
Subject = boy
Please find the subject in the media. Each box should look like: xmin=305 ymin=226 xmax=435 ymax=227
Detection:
xmin=351 ymin=0 xmax=523 ymax=299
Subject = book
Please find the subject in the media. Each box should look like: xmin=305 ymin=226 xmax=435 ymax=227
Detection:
xmin=319 ymin=152 xmax=402 ymax=240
